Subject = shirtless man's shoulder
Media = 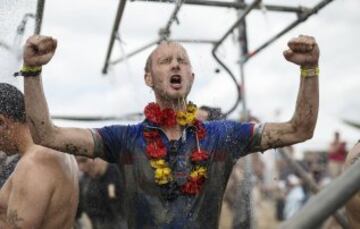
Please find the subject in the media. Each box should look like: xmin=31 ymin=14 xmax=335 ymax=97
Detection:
xmin=14 ymin=145 xmax=78 ymax=188
xmin=0 ymin=146 xmax=78 ymax=229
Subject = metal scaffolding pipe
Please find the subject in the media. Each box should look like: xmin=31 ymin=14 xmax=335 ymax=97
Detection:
xmin=34 ymin=0 xmax=46 ymax=34
xmin=159 ymin=0 xmax=186 ymax=40
xmin=242 ymin=0 xmax=336 ymax=63
xmin=0 ymin=41 xmax=11 ymax=51
xmin=279 ymin=148 xmax=349 ymax=228
xmin=212 ymin=0 xmax=260 ymax=116
xmin=102 ymin=0 xmax=128 ymax=74
xmin=110 ymin=38 xmax=215 ymax=65
xmin=279 ymin=158 xmax=360 ymax=229
xmin=131 ymin=0 xmax=309 ymax=14
xmin=111 ymin=38 xmax=161 ymax=65
xmin=213 ymin=0 xmax=260 ymax=52
xmin=18 ymin=13 xmax=35 ymax=35
xmin=171 ymin=38 xmax=216 ymax=44
xmin=51 ymin=113 xmax=143 ymax=122
xmin=234 ymin=1 xmax=253 ymax=227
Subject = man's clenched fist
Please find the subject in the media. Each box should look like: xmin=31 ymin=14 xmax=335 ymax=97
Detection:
xmin=283 ymin=35 xmax=319 ymax=68
xmin=23 ymin=35 xmax=57 ymax=67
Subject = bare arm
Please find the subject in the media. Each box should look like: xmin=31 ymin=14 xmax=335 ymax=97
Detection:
xmin=259 ymin=35 xmax=319 ymax=151
xmin=0 ymin=160 xmax=53 ymax=228
xmin=23 ymin=35 xmax=104 ymax=159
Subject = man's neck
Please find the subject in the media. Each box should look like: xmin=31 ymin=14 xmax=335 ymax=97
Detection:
xmin=155 ymin=97 xmax=187 ymax=112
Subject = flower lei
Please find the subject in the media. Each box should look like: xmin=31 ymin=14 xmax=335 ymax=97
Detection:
xmin=143 ymin=102 xmax=209 ymax=199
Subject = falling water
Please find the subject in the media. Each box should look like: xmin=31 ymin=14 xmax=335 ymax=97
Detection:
xmin=0 ymin=0 xmax=36 ymax=89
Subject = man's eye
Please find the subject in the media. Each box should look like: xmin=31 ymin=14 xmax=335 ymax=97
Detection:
xmin=161 ymin=58 xmax=171 ymax=64
xmin=178 ymin=58 xmax=187 ymax=64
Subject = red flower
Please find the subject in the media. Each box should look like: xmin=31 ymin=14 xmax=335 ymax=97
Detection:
xmin=161 ymin=108 xmax=177 ymax=127
xmin=146 ymin=140 xmax=166 ymax=159
xmin=144 ymin=103 xmax=162 ymax=125
xmin=194 ymin=119 xmax=206 ymax=140
xmin=144 ymin=130 xmax=160 ymax=139
xmin=191 ymin=150 xmax=209 ymax=162
xmin=181 ymin=177 xmax=205 ymax=195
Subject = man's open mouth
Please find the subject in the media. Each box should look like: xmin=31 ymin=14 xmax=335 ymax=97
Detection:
xmin=170 ymin=75 xmax=182 ymax=89
xmin=170 ymin=75 xmax=182 ymax=84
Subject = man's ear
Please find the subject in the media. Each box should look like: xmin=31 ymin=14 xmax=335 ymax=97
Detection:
xmin=0 ymin=115 xmax=7 ymax=130
xmin=144 ymin=72 xmax=153 ymax=87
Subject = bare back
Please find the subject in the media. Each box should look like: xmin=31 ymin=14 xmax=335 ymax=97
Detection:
xmin=0 ymin=146 xmax=78 ymax=229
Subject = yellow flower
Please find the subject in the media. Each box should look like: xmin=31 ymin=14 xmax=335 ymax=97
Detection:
xmin=186 ymin=102 xmax=197 ymax=114
xmin=176 ymin=111 xmax=188 ymax=126
xmin=190 ymin=166 xmax=207 ymax=178
xmin=150 ymin=159 xmax=166 ymax=169
xmin=154 ymin=167 xmax=172 ymax=184
xmin=185 ymin=113 xmax=196 ymax=125
xmin=156 ymin=177 xmax=172 ymax=185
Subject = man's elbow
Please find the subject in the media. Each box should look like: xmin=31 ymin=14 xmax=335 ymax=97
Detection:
xmin=300 ymin=129 xmax=314 ymax=141
xmin=35 ymin=125 xmax=59 ymax=146
xmin=291 ymin=121 xmax=316 ymax=143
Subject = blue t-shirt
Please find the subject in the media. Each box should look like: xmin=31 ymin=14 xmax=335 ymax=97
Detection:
xmin=97 ymin=120 xmax=263 ymax=229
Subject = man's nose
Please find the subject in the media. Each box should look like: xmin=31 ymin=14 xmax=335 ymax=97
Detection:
xmin=170 ymin=59 xmax=180 ymax=70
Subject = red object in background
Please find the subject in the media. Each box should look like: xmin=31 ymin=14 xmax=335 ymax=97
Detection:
xmin=329 ymin=142 xmax=347 ymax=162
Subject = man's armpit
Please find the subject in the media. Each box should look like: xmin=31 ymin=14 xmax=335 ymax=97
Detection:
xmin=90 ymin=129 xmax=105 ymax=159
xmin=6 ymin=209 xmax=23 ymax=229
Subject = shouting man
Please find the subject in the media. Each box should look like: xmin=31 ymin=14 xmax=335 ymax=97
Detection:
xmin=22 ymin=34 xmax=319 ymax=228
xmin=0 ymin=83 xmax=79 ymax=228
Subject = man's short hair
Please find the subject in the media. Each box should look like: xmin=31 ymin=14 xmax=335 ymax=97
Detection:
xmin=144 ymin=41 xmax=187 ymax=73
xmin=0 ymin=83 xmax=26 ymax=123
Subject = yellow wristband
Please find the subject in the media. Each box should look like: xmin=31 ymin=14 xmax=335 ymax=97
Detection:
xmin=13 ymin=65 xmax=42 ymax=77
xmin=21 ymin=66 xmax=42 ymax=73
xmin=301 ymin=67 xmax=319 ymax=78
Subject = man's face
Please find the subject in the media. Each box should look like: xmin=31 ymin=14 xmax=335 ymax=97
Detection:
xmin=145 ymin=42 xmax=194 ymax=100
xmin=77 ymin=157 xmax=94 ymax=176
xmin=76 ymin=157 xmax=103 ymax=177
xmin=196 ymin=109 xmax=209 ymax=121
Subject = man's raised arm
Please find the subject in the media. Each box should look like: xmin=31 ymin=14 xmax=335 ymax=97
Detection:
xmin=23 ymin=35 xmax=105 ymax=159
xmin=259 ymin=35 xmax=319 ymax=151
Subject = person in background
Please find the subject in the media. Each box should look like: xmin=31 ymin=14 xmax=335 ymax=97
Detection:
xmin=76 ymin=157 xmax=126 ymax=229
xmin=283 ymin=174 xmax=306 ymax=219
xmin=0 ymin=152 xmax=19 ymax=188
xmin=196 ymin=106 xmax=223 ymax=121
xmin=328 ymin=131 xmax=347 ymax=178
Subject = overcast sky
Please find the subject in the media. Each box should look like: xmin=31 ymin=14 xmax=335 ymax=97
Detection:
xmin=1 ymin=0 xmax=359 ymax=153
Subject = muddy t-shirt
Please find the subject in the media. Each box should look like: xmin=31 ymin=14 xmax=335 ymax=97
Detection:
xmin=97 ymin=120 xmax=263 ymax=229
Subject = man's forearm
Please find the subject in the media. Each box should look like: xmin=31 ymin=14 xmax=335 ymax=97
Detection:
xmin=260 ymin=71 xmax=319 ymax=150
xmin=290 ymin=72 xmax=319 ymax=139
xmin=24 ymin=75 xmax=56 ymax=144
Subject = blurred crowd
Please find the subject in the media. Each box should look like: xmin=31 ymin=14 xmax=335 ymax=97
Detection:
xmin=219 ymin=131 xmax=349 ymax=229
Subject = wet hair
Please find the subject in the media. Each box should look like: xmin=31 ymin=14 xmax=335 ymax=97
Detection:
xmin=199 ymin=106 xmax=223 ymax=121
xmin=0 ymin=83 xmax=26 ymax=123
